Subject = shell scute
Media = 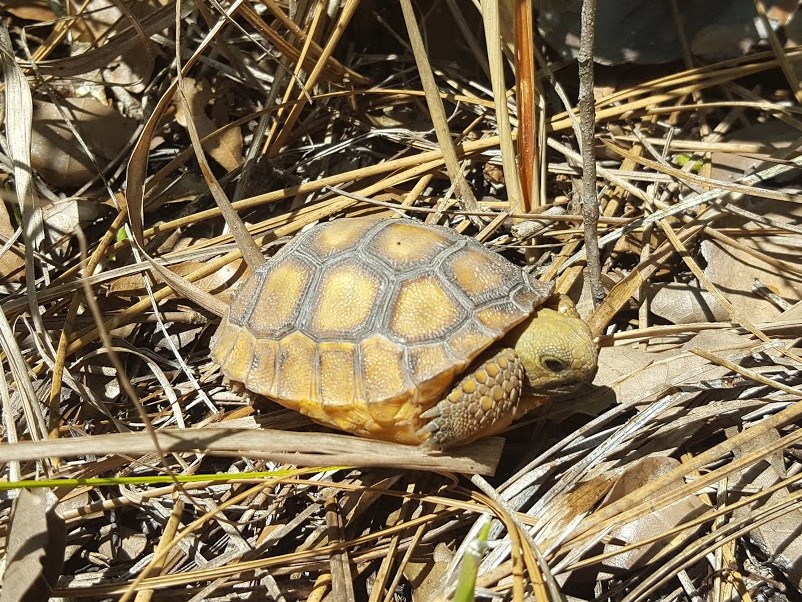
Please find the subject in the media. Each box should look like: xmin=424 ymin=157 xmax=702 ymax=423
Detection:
xmin=365 ymin=221 xmax=454 ymax=273
xmin=407 ymin=344 xmax=460 ymax=396
xmin=223 ymin=330 xmax=255 ymax=383
xmin=246 ymin=256 xmax=314 ymax=337
xmin=244 ymin=339 xmax=279 ymax=395
xmin=318 ymin=342 xmax=359 ymax=405
xmin=475 ymin=302 xmax=534 ymax=333
xmin=305 ymin=217 xmax=380 ymax=259
xmin=274 ymin=331 xmax=317 ymax=402
xmin=359 ymin=334 xmax=409 ymax=405
xmin=305 ymin=259 xmax=385 ymax=339
xmin=386 ymin=274 xmax=469 ymax=344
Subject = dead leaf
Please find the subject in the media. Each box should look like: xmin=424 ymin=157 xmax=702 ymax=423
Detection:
xmin=0 ymin=200 xmax=24 ymax=281
xmin=732 ymin=428 xmax=802 ymax=589
xmin=595 ymin=456 xmax=707 ymax=576
xmin=42 ymin=198 xmax=101 ymax=246
xmin=592 ymin=329 xmax=748 ymax=406
xmin=3 ymin=1 xmax=56 ymax=21
xmin=67 ymin=0 xmax=159 ymax=93
xmin=538 ymin=473 xmax=619 ymax=547
xmin=536 ymin=0 xmax=799 ymax=64
xmin=97 ymin=525 xmax=148 ymax=562
xmin=701 ymin=122 xmax=802 ymax=322
xmin=701 ymin=234 xmax=802 ymax=323
xmin=1 ymin=489 xmax=66 ymax=602
xmin=30 ymin=98 xmax=138 ymax=188
xmin=405 ymin=542 xmax=454 ymax=602
xmin=650 ymin=282 xmax=729 ymax=324
xmin=108 ymin=258 xmax=248 ymax=300
xmin=712 ymin=121 xmax=800 ymax=184
xmin=174 ymin=77 xmax=243 ymax=172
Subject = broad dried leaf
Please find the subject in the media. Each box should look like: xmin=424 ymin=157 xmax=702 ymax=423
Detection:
xmin=1 ymin=489 xmax=66 ymax=602
xmin=702 ymin=230 xmax=802 ymax=324
xmin=538 ymin=473 xmax=618 ymax=546
xmin=650 ymin=282 xmax=729 ymax=324
xmin=173 ymin=77 xmax=243 ymax=172
xmin=700 ymin=123 xmax=802 ymax=321
xmin=732 ymin=428 xmax=802 ymax=589
xmin=535 ymin=0 xmax=798 ymax=64
xmin=593 ymin=330 xmax=747 ymax=405
xmin=3 ymin=1 xmax=55 ymax=21
xmin=97 ymin=525 xmax=148 ymax=562
xmin=405 ymin=542 xmax=455 ymax=602
xmin=68 ymin=0 xmax=159 ymax=92
xmin=30 ymin=98 xmax=138 ymax=188
xmin=108 ymin=258 xmax=248 ymax=300
xmin=0 ymin=199 xmax=24 ymax=280
xmin=42 ymin=198 xmax=100 ymax=246
xmin=596 ymin=456 xmax=706 ymax=577
xmin=712 ymin=121 xmax=799 ymax=183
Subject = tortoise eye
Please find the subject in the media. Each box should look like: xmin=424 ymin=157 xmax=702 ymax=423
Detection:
xmin=544 ymin=357 xmax=567 ymax=373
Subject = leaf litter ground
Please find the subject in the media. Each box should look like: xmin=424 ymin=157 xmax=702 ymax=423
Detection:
xmin=1 ymin=2 xmax=802 ymax=601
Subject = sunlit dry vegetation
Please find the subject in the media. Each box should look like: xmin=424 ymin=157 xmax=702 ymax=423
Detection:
xmin=2 ymin=1 xmax=802 ymax=600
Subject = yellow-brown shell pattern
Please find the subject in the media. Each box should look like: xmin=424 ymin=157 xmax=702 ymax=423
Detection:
xmin=210 ymin=217 xmax=553 ymax=443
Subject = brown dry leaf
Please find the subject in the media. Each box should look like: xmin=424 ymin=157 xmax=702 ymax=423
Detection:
xmin=536 ymin=0 xmax=798 ymax=64
xmin=108 ymin=258 xmax=248 ymax=300
xmin=538 ymin=473 xmax=619 ymax=547
xmin=596 ymin=456 xmax=706 ymax=577
xmin=42 ymin=198 xmax=101 ymax=246
xmin=68 ymin=0 xmax=160 ymax=93
xmin=3 ymin=1 xmax=56 ymax=21
xmin=732 ymin=428 xmax=802 ymax=589
xmin=405 ymin=543 xmax=455 ymax=601
xmin=173 ymin=77 xmax=243 ymax=172
xmin=593 ymin=329 xmax=747 ymax=406
xmin=1 ymin=489 xmax=66 ymax=602
xmin=712 ymin=121 xmax=800 ymax=183
xmin=97 ymin=525 xmax=148 ymax=563
xmin=650 ymin=282 xmax=729 ymax=324
xmin=0 ymin=199 xmax=24 ymax=280
xmin=30 ymin=98 xmax=138 ymax=188
xmin=701 ymin=226 xmax=802 ymax=323
xmin=69 ymin=0 xmax=126 ymax=41
xmin=700 ymin=121 xmax=802 ymax=322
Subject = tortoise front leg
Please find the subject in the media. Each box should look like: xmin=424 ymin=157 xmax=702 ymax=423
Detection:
xmin=417 ymin=348 xmax=524 ymax=448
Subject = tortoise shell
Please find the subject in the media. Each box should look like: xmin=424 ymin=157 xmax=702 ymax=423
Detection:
xmin=210 ymin=217 xmax=554 ymax=444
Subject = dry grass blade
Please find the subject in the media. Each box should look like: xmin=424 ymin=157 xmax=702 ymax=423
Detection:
xmin=482 ymin=0 xmax=525 ymax=213
xmin=326 ymin=497 xmax=357 ymax=602
xmin=0 ymin=429 xmax=503 ymax=475
xmin=262 ymin=0 xmax=361 ymax=156
xmin=0 ymin=26 xmax=48 ymax=446
xmin=175 ymin=76 xmax=263 ymax=270
xmin=19 ymin=3 xmax=189 ymax=78
xmin=513 ymin=0 xmax=538 ymax=211
xmin=399 ymin=0 xmax=480 ymax=218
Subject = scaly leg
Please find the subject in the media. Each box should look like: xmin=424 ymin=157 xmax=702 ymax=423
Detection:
xmin=417 ymin=348 xmax=524 ymax=448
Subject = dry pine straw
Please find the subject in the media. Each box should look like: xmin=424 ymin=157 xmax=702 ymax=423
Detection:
xmin=2 ymin=2 xmax=802 ymax=601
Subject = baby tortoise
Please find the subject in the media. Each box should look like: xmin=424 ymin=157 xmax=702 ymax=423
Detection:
xmin=211 ymin=217 xmax=597 ymax=448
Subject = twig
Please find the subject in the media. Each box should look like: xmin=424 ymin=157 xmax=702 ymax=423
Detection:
xmin=577 ymin=0 xmax=604 ymax=305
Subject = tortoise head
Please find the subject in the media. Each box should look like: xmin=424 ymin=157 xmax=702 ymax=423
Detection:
xmin=512 ymin=303 xmax=598 ymax=392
